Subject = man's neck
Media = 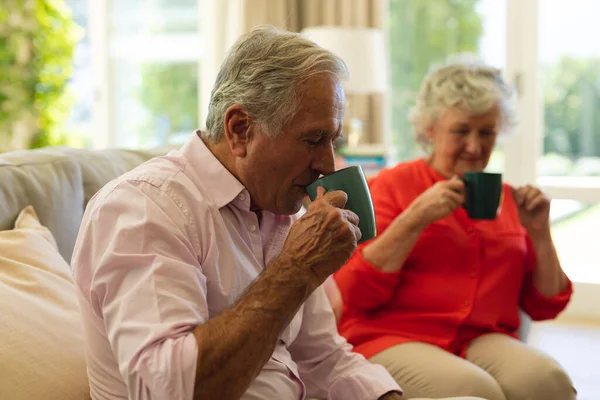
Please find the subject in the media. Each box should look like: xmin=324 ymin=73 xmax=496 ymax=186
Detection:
xmin=198 ymin=132 xmax=262 ymax=214
xmin=200 ymin=133 xmax=239 ymax=180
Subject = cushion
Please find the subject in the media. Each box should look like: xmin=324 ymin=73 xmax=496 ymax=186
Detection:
xmin=0 ymin=206 xmax=90 ymax=400
xmin=0 ymin=150 xmax=84 ymax=262
xmin=56 ymin=147 xmax=158 ymax=206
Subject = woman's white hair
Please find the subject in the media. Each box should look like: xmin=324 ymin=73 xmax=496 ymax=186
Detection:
xmin=409 ymin=53 xmax=519 ymax=150
xmin=203 ymin=25 xmax=348 ymax=143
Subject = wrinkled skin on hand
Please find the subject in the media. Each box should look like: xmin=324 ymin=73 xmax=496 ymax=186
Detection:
xmin=280 ymin=187 xmax=361 ymax=289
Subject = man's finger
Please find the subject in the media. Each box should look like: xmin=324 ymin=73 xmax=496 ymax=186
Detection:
xmin=321 ymin=190 xmax=348 ymax=209
xmin=341 ymin=209 xmax=360 ymax=227
xmin=315 ymin=186 xmax=327 ymax=199
xmin=349 ymin=222 xmax=362 ymax=243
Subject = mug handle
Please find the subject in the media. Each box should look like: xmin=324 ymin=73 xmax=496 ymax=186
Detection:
xmin=460 ymin=178 xmax=470 ymax=210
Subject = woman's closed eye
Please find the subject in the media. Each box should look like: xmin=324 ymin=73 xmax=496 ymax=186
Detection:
xmin=451 ymin=128 xmax=496 ymax=137
xmin=479 ymin=129 xmax=496 ymax=137
xmin=453 ymin=128 xmax=470 ymax=135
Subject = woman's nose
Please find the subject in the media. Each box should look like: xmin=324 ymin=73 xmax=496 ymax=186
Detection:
xmin=465 ymin=133 xmax=482 ymax=155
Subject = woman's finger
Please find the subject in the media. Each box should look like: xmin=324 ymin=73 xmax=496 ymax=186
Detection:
xmin=445 ymin=189 xmax=465 ymax=208
xmin=523 ymin=186 xmax=540 ymax=204
xmin=525 ymin=193 xmax=547 ymax=212
xmin=512 ymin=187 xmax=525 ymax=207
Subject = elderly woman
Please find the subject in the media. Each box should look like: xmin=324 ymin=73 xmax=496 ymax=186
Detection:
xmin=332 ymin=56 xmax=576 ymax=400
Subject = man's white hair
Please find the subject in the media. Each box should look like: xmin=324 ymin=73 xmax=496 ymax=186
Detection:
xmin=409 ymin=53 xmax=519 ymax=151
xmin=203 ymin=25 xmax=349 ymax=143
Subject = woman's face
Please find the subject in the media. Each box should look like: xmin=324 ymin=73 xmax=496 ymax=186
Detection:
xmin=427 ymin=105 xmax=500 ymax=177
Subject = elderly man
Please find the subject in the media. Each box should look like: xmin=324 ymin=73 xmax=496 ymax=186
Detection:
xmin=72 ymin=25 xmax=485 ymax=400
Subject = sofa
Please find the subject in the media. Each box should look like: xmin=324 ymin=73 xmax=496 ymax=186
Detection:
xmin=0 ymin=145 xmax=531 ymax=400
xmin=0 ymin=146 xmax=173 ymax=400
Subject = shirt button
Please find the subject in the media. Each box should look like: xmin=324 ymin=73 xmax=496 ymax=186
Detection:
xmin=239 ymin=193 xmax=246 ymax=201
xmin=464 ymin=301 xmax=470 ymax=306
xmin=472 ymin=264 xmax=477 ymax=270
xmin=466 ymin=227 xmax=473 ymax=233
xmin=470 ymin=272 xmax=476 ymax=278
xmin=249 ymin=224 xmax=257 ymax=232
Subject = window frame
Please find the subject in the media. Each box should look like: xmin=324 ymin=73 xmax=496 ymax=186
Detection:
xmin=89 ymin=0 xmax=206 ymax=148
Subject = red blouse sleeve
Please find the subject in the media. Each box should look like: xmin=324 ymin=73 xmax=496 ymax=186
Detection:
xmin=519 ymin=235 xmax=573 ymax=320
xmin=334 ymin=169 xmax=404 ymax=311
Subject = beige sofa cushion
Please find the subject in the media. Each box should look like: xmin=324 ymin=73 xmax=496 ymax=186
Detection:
xmin=57 ymin=147 xmax=160 ymax=206
xmin=0 ymin=150 xmax=84 ymax=262
xmin=0 ymin=206 xmax=89 ymax=400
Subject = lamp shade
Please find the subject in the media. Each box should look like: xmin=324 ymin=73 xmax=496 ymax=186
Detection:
xmin=301 ymin=26 xmax=387 ymax=94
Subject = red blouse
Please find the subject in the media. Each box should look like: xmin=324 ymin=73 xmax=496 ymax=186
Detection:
xmin=334 ymin=158 xmax=572 ymax=359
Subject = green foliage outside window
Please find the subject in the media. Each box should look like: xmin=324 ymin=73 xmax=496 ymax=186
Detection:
xmin=542 ymin=57 xmax=600 ymax=176
xmin=0 ymin=0 xmax=81 ymax=151
xmin=137 ymin=62 xmax=199 ymax=145
xmin=389 ymin=0 xmax=483 ymax=161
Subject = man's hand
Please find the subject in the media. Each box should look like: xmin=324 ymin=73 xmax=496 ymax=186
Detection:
xmin=280 ymin=186 xmax=361 ymax=290
xmin=378 ymin=391 xmax=405 ymax=400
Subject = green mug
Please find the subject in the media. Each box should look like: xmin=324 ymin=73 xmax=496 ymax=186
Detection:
xmin=462 ymin=171 xmax=503 ymax=220
xmin=306 ymin=165 xmax=376 ymax=244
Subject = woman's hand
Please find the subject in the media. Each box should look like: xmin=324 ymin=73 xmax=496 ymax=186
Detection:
xmin=405 ymin=176 xmax=465 ymax=229
xmin=513 ymin=185 xmax=569 ymax=296
xmin=513 ymin=185 xmax=551 ymax=240
xmin=361 ymin=177 xmax=463 ymax=274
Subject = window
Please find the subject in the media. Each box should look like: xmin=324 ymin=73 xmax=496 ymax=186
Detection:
xmin=78 ymin=0 xmax=203 ymax=149
xmin=539 ymin=0 xmax=600 ymax=180
xmin=65 ymin=0 xmax=94 ymax=147
xmin=106 ymin=0 xmax=201 ymax=148
xmin=535 ymin=0 xmax=600 ymax=285
xmin=388 ymin=0 xmax=506 ymax=163
xmin=551 ymin=200 xmax=600 ymax=284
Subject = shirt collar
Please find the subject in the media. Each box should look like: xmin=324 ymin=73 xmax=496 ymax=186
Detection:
xmin=180 ymin=131 xmax=249 ymax=210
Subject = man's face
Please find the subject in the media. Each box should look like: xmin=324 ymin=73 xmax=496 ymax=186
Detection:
xmin=241 ymin=74 xmax=345 ymax=215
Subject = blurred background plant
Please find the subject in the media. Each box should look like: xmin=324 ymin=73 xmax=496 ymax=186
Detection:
xmin=0 ymin=0 xmax=82 ymax=152
xmin=137 ymin=62 xmax=199 ymax=147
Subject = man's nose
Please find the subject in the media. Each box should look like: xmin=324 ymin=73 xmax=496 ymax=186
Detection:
xmin=313 ymin=144 xmax=336 ymax=176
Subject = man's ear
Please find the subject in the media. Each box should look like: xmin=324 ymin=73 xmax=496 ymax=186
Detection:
xmin=223 ymin=104 xmax=253 ymax=157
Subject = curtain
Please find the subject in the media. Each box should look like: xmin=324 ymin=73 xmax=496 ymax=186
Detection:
xmin=200 ymin=0 xmax=386 ymax=145
xmin=241 ymin=0 xmax=385 ymax=145
xmin=241 ymin=0 xmax=383 ymax=31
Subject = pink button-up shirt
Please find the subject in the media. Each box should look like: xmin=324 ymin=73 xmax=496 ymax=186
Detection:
xmin=71 ymin=134 xmax=400 ymax=400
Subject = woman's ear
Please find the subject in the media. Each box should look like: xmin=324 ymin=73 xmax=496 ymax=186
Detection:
xmin=425 ymin=124 xmax=436 ymax=143
xmin=423 ymin=124 xmax=435 ymax=146
xmin=223 ymin=105 xmax=253 ymax=157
